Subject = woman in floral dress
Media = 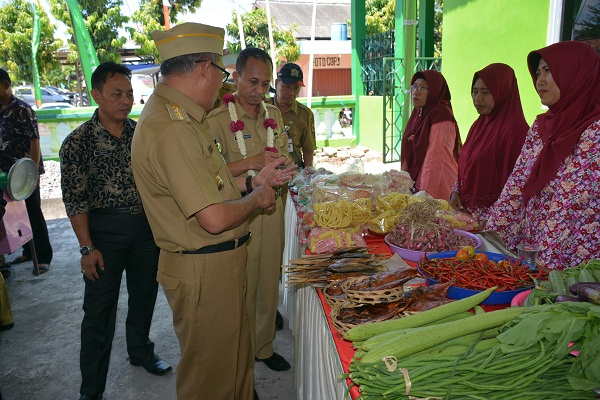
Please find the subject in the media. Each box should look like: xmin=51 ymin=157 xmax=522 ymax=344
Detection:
xmin=450 ymin=63 xmax=528 ymax=223
xmin=486 ymin=41 xmax=600 ymax=269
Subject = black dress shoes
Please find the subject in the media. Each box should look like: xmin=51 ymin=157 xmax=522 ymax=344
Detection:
xmin=275 ymin=310 xmax=284 ymax=331
xmin=130 ymin=354 xmax=172 ymax=376
xmin=79 ymin=394 xmax=103 ymax=400
xmin=255 ymin=352 xmax=290 ymax=371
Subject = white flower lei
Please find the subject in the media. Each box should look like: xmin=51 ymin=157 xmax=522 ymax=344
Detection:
xmin=226 ymin=98 xmax=276 ymax=176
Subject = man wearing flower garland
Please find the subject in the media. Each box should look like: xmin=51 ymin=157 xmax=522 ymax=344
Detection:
xmin=273 ymin=63 xmax=316 ymax=168
xmin=208 ymin=47 xmax=292 ymax=372
xmin=131 ymin=24 xmax=296 ymax=400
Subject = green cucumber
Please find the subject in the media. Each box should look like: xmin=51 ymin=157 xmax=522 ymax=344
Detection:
xmin=344 ymin=287 xmax=498 ymax=342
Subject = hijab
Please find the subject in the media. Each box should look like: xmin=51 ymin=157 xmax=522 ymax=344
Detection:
xmin=522 ymin=41 xmax=600 ymax=202
xmin=458 ymin=63 xmax=529 ymax=209
xmin=400 ymin=70 xmax=461 ymax=182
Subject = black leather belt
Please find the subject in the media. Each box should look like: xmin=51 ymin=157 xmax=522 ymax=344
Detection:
xmin=90 ymin=205 xmax=144 ymax=215
xmin=180 ymin=232 xmax=251 ymax=255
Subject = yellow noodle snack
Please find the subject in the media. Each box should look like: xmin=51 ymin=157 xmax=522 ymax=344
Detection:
xmin=351 ymin=198 xmax=373 ymax=224
xmin=314 ymin=200 xmax=353 ymax=228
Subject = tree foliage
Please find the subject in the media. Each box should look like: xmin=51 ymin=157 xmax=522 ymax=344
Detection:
xmin=576 ymin=3 xmax=600 ymax=40
xmin=0 ymin=0 xmax=63 ymax=85
xmin=47 ymin=0 xmax=129 ymax=63
xmin=349 ymin=0 xmax=443 ymax=56
xmin=226 ymin=7 xmax=300 ymax=66
xmin=141 ymin=0 xmax=202 ymax=27
xmin=128 ymin=0 xmax=203 ymax=61
xmin=365 ymin=0 xmax=396 ymax=36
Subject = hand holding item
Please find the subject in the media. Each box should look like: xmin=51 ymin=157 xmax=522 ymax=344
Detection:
xmin=256 ymin=157 xmax=297 ymax=187
xmin=449 ymin=191 xmax=466 ymax=212
xmin=253 ymin=150 xmax=281 ymax=170
xmin=81 ymin=250 xmax=104 ymax=282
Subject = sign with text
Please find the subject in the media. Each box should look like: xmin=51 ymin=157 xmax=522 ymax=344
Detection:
xmin=312 ymin=54 xmax=352 ymax=69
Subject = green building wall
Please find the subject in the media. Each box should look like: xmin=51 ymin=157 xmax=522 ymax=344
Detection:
xmin=442 ymin=0 xmax=550 ymax=140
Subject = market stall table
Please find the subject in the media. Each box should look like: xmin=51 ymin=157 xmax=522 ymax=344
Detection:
xmin=282 ymin=193 xmax=506 ymax=399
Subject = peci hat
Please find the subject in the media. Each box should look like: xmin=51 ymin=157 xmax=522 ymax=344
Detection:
xmin=277 ymin=63 xmax=305 ymax=86
xmin=152 ymin=22 xmax=225 ymax=61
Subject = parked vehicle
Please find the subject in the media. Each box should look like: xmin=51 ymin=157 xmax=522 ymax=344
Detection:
xmin=13 ymin=86 xmax=71 ymax=107
xmin=37 ymin=102 xmax=76 ymax=110
xmin=45 ymin=85 xmax=76 ymax=104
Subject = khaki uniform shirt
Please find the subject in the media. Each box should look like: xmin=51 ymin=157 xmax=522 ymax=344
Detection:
xmin=275 ymin=99 xmax=316 ymax=166
xmin=131 ymin=83 xmax=246 ymax=252
xmin=207 ymin=99 xmax=290 ymax=168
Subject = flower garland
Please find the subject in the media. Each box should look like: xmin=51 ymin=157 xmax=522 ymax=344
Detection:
xmin=223 ymin=94 xmax=278 ymax=176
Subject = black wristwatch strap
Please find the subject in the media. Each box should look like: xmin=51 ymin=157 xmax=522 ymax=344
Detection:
xmin=246 ymin=175 xmax=253 ymax=193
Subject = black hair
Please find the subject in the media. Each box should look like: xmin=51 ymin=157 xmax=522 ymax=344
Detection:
xmin=160 ymin=52 xmax=218 ymax=77
xmin=0 ymin=68 xmax=11 ymax=85
xmin=235 ymin=48 xmax=273 ymax=75
xmin=91 ymin=62 xmax=132 ymax=91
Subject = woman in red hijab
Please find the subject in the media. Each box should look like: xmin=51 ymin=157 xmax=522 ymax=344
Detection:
xmin=487 ymin=41 xmax=600 ymax=269
xmin=450 ymin=63 xmax=528 ymax=222
xmin=400 ymin=70 xmax=461 ymax=200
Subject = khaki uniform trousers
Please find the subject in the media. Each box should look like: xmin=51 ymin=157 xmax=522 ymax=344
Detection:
xmin=157 ymin=246 xmax=253 ymax=400
xmin=246 ymin=202 xmax=284 ymax=359
xmin=0 ymin=272 xmax=13 ymax=328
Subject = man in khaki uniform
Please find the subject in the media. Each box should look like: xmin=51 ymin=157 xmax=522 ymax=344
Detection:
xmin=207 ymin=48 xmax=292 ymax=372
xmin=131 ymin=23 xmax=295 ymax=400
xmin=273 ymin=63 xmax=316 ymax=168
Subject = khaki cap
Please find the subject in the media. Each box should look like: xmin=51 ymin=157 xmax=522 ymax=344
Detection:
xmin=152 ymin=22 xmax=225 ymax=61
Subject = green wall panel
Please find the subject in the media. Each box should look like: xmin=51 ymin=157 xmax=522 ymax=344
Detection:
xmin=358 ymin=96 xmax=385 ymax=154
xmin=442 ymin=0 xmax=550 ymax=140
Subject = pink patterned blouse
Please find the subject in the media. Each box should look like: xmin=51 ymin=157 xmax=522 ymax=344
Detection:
xmin=486 ymin=119 xmax=600 ymax=269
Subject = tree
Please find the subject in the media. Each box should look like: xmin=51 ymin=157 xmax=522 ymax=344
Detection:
xmin=47 ymin=0 xmax=129 ymax=63
xmin=128 ymin=0 xmax=205 ymax=61
xmin=0 ymin=0 xmax=63 ymax=85
xmin=576 ymin=3 xmax=600 ymax=40
xmin=226 ymin=8 xmax=300 ymax=66
xmin=142 ymin=0 xmax=202 ymax=27
xmin=365 ymin=0 xmax=396 ymax=36
xmin=348 ymin=0 xmax=443 ymax=56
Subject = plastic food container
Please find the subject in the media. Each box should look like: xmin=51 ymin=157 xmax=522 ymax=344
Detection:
xmin=418 ymin=251 xmax=534 ymax=305
xmin=384 ymin=229 xmax=483 ymax=262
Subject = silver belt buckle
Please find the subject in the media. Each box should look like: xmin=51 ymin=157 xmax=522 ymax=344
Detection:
xmin=130 ymin=205 xmax=143 ymax=214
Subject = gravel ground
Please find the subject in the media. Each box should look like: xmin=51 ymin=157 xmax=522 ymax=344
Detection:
xmin=40 ymin=149 xmax=401 ymax=200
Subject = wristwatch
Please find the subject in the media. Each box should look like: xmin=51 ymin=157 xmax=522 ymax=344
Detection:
xmin=80 ymin=245 xmax=95 ymax=255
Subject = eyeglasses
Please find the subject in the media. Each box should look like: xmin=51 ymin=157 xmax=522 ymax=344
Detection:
xmin=410 ymin=85 xmax=429 ymax=93
xmin=195 ymin=59 xmax=231 ymax=83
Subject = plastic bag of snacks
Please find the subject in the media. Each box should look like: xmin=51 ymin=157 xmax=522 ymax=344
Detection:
xmin=313 ymin=198 xmax=373 ymax=228
xmin=434 ymin=209 xmax=480 ymax=231
xmin=308 ymin=226 xmax=367 ymax=254
xmin=375 ymin=192 xmax=420 ymax=213
xmin=367 ymin=210 xmax=403 ymax=234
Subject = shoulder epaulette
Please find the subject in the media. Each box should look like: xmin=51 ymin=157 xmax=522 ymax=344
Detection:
xmin=166 ymin=102 xmax=191 ymax=122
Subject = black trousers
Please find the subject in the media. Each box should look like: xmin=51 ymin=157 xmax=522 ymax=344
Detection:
xmin=80 ymin=211 xmax=159 ymax=396
xmin=22 ymin=186 xmax=53 ymax=264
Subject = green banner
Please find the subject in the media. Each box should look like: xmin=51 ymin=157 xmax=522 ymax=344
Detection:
xmin=32 ymin=0 xmax=42 ymax=108
xmin=65 ymin=0 xmax=99 ymax=106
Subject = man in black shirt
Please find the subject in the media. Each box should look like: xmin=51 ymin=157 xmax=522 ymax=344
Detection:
xmin=60 ymin=62 xmax=171 ymax=400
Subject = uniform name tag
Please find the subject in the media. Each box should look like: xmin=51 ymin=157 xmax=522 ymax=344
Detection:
xmin=94 ymin=150 xmax=113 ymax=156
xmin=235 ymin=134 xmax=252 ymax=140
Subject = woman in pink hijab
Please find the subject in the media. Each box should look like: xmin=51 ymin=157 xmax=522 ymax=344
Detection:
xmin=450 ymin=63 xmax=528 ymax=223
xmin=487 ymin=41 xmax=600 ymax=269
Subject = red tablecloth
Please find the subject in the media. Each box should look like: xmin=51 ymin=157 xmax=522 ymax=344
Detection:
xmin=310 ymin=232 xmax=509 ymax=399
